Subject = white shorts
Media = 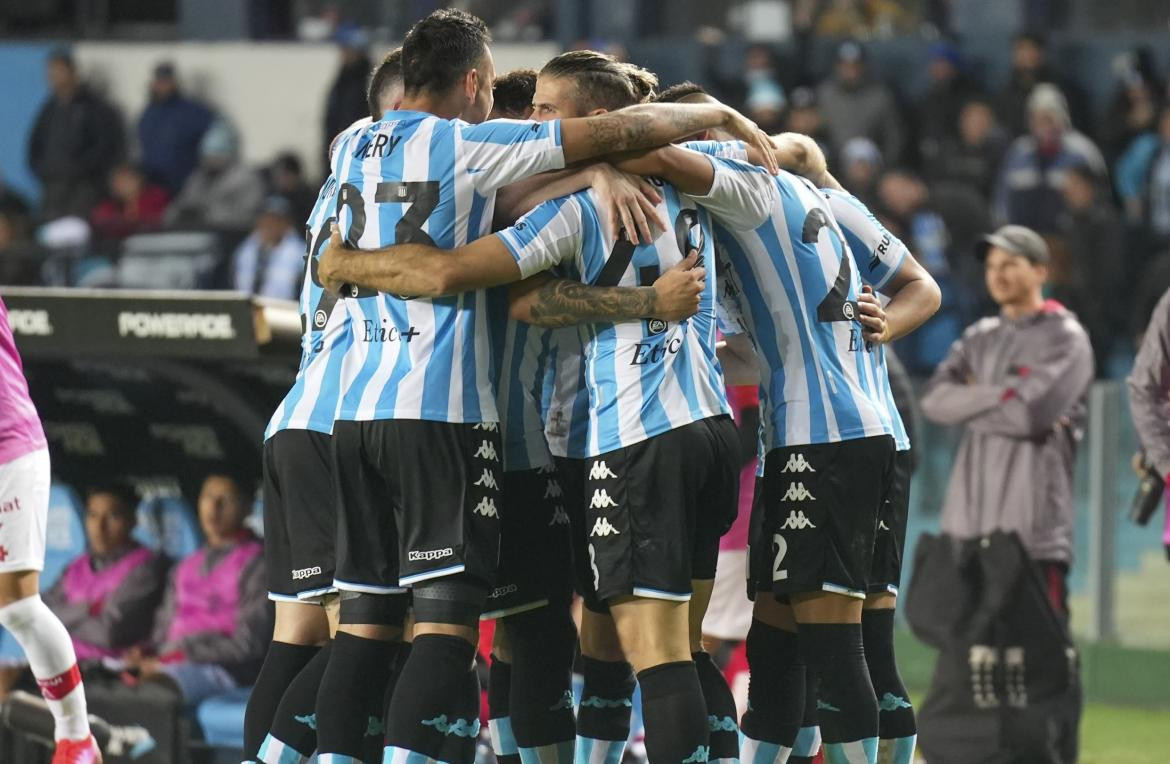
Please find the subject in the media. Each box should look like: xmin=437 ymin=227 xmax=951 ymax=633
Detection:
xmin=702 ymin=549 xmax=753 ymax=641
xmin=0 ymin=448 xmax=51 ymax=574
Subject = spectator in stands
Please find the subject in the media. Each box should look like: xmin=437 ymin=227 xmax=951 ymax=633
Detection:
xmin=1057 ymin=165 xmax=1126 ymax=374
xmin=916 ymin=41 xmax=983 ymax=168
xmin=782 ymin=86 xmax=831 ymax=158
xmin=994 ymin=32 xmax=1088 ymax=136
xmin=840 ymin=136 xmax=883 ymax=210
xmin=89 ymin=163 xmax=169 ymax=242
xmin=1115 ymin=104 xmax=1170 ymax=249
xmin=812 ymin=0 xmax=914 ymax=37
xmin=43 ymin=483 xmax=169 ymax=663
xmin=265 ymin=152 xmax=315 ymax=227
xmin=1127 ymin=285 xmax=1170 ymax=564
xmin=27 ymin=48 xmax=125 ymax=222
xmin=232 ymin=196 xmax=304 ymax=300
xmin=137 ymin=62 xmax=215 ymax=195
xmin=165 ymin=120 xmax=265 ymax=232
xmin=994 ymin=84 xmax=1106 ymax=234
xmin=817 ymin=40 xmax=904 ymax=167
xmin=323 ymin=28 xmax=373 ymax=159
xmin=1100 ymin=48 xmax=1163 ymax=164
xmin=740 ymin=45 xmax=786 ymax=135
xmin=123 ymin=473 xmax=268 ymax=706
xmin=927 ymin=99 xmax=1008 ymax=201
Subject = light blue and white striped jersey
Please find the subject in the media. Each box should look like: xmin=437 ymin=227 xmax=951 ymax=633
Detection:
xmin=330 ymin=111 xmax=566 ymax=424
xmin=542 ymin=327 xmax=590 ymax=459
xmin=497 ymin=180 xmax=735 ymax=456
xmin=822 ymin=188 xmax=912 ymax=452
xmin=493 ymin=307 xmax=556 ymax=472
xmin=690 ymin=154 xmax=900 ymax=450
xmin=264 ymin=175 xmax=356 ymax=439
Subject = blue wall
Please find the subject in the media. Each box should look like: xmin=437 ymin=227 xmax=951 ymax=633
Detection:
xmin=0 ymin=43 xmax=53 ymax=205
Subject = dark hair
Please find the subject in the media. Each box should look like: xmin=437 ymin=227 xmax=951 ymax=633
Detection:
xmin=201 ymin=471 xmax=255 ymax=503
xmin=540 ymin=50 xmax=643 ymax=112
xmin=1016 ymin=31 xmax=1047 ymax=49
xmin=85 ymin=482 xmax=140 ymax=522
xmin=655 ymin=81 xmax=707 ymax=104
xmin=48 ymin=46 xmax=75 ymax=70
xmin=272 ymin=151 xmax=302 ymax=176
xmin=401 ymin=9 xmax=491 ymax=97
xmin=368 ymin=47 xmax=404 ymax=120
xmin=492 ymin=68 xmax=537 ymax=118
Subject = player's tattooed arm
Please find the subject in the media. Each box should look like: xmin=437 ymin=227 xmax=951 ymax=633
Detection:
xmin=560 ymin=103 xmax=779 ymax=174
xmin=509 ymin=251 xmax=705 ymax=328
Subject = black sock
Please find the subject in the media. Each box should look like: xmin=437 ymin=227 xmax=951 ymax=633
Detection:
xmin=577 ymin=656 xmax=635 ymax=742
xmin=488 ymin=658 xmax=520 ymax=764
xmin=266 ymin=643 xmax=332 ymax=756
xmin=790 ymin=667 xmax=822 ymax=760
xmin=506 ymin=606 xmax=577 ymax=749
xmin=798 ymin=623 xmax=877 ymax=747
xmin=384 ymin=633 xmax=479 ymax=760
xmin=243 ymin=641 xmax=320 ymax=756
xmin=637 ymin=661 xmax=709 ymax=764
xmin=863 ymin=608 xmax=917 ymax=740
xmin=693 ymin=651 xmax=739 ymax=760
xmin=740 ymin=619 xmax=803 ymax=749
xmin=315 ymin=632 xmax=398 ymax=758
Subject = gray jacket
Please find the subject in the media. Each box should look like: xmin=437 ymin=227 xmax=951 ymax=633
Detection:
xmin=1128 ymin=287 xmax=1170 ymax=479
xmin=921 ymin=303 xmax=1094 ymax=563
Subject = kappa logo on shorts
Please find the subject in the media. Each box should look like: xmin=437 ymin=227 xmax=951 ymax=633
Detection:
xmin=549 ymin=506 xmax=570 ymax=526
xmin=408 ymin=547 xmax=454 ymax=562
xmin=589 ymin=488 xmax=618 ymax=509
xmin=543 ymin=480 xmax=563 ymax=499
xmin=779 ymin=510 xmax=816 ymax=530
xmin=590 ymin=517 xmax=621 ymax=537
xmin=782 ymin=482 xmax=815 ymax=502
xmin=589 ymin=460 xmax=618 ymax=480
xmin=780 ymin=453 xmax=816 ymax=473
xmin=473 ymin=469 xmax=499 ymax=490
xmin=291 ymin=566 xmax=323 ymax=580
xmin=878 ymin=520 xmax=891 ymax=531
xmin=474 ymin=496 xmax=499 ymax=518
xmin=474 ymin=423 xmax=499 ymax=432
xmin=474 ymin=440 xmax=499 ymax=461
xmin=489 ymin=583 xmax=519 ymax=599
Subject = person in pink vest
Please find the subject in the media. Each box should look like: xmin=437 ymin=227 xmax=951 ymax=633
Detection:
xmin=43 ymin=483 xmax=168 ymax=662
xmin=0 ymin=296 xmax=102 ymax=763
xmin=123 ymin=473 xmax=269 ymax=706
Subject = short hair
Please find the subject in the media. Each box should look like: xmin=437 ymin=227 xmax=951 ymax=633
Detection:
xmin=85 ymin=482 xmax=140 ymax=522
xmin=619 ymin=62 xmax=659 ymax=103
xmin=655 ymin=81 xmax=707 ymax=104
xmin=401 ymin=9 xmax=491 ymax=97
xmin=540 ymin=50 xmax=643 ymax=112
xmin=492 ymin=68 xmax=537 ymax=118
xmin=368 ymin=47 xmax=404 ymax=120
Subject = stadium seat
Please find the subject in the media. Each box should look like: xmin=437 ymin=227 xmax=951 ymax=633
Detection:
xmin=117 ymin=232 xmax=221 ymax=290
xmin=134 ymin=496 xmax=202 ymax=560
xmin=194 ymin=686 xmax=251 ymax=749
xmin=0 ymin=483 xmax=86 ymax=664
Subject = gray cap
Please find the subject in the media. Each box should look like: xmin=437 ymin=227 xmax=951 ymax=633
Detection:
xmin=976 ymin=224 xmax=1049 ymax=265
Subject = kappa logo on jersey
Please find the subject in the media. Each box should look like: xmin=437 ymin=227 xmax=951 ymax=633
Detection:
xmin=474 ymin=423 xmax=499 ymax=432
xmin=474 ymin=497 xmax=499 ymax=518
xmin=780 ymin=453 xmax=816 ymax=473
xmin=543 ymin=480 xmax=563 ymax=499
xmin=779 ymin=510 xmax=817 ymax=530
xmin=782 ymin=482 xmax=816 ymax=502
xmin=549 ymin=506 xmax=570 ymax=526
xmin=589 ymin=460 xmax=618 ymax=480
xmin=473 ymin=469 xmax=499 ymax=490
xmin=475 ymin=440 xmax=499 ymax=461
xmin=590 ymin=489 xmax=618 ymax=509
xmin=590 ymin=517 xmax=621 ymax=537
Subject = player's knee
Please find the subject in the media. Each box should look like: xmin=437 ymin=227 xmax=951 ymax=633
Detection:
xmin=412 ymin=573 xmax=488 ymax=632
xmin=580 ymin=609 xmax=625 ymax=662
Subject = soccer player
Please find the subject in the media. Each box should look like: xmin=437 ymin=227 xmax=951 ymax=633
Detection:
xmin=367 ymin=48 xmax=404 ymax=122
xmin=314 ymin=9 xmax=772 ymax=763
xmin=0 ymin=296 xmax=101 ymax=764
xmin=490 ymin=68 xmax=537 ymax=120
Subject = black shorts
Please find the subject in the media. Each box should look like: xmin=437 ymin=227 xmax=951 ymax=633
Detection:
xmin=869 ymin=449 xmax=913 ymax=595
xmin=482 ymin=464 xmax=575 ymax=620
xmin=749 ymin=435 xmax=895 ymax=601
xmin=331 ymin=419 xmax=502 ymax=593
xmin=554 ymin=455 xmax=606 ymax=613
xmin=263 ymin=429 xmax=337 ymax=601
xmin=584 ymin=415 xmax=739 ymax=604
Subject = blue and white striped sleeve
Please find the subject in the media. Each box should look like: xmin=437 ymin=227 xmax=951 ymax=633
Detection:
xmin=459 ymin=119 xmax=566 ymax=194
xmin=682 ymin=140 xmax=749 ymax=161
xmin=823 ymin=189 xmax=909 ymax=291
xmin=495 ymin=196 xmax=584 ymax=279
xmin=687 ymin=154 xmax=774 ymax=231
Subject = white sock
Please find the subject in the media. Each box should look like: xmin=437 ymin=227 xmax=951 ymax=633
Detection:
xmin=0 ymin=594 xmax=90 ymax=740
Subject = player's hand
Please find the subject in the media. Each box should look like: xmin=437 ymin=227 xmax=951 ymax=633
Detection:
xmin=592 ymin=164 xmax=665 ymax=244
xmin=721 ymin=106 xmax=779 ymax=175
xmin=857 ymin=285 xmax=890 ymax=343
xmin=652 ymin=249 xmax=705 ymax=321
xmin=319 ymin=222 xmax=346 ymax=294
